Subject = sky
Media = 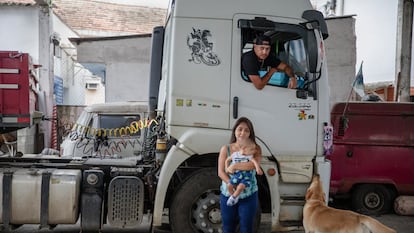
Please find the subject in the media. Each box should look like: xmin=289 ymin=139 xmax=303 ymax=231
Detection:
xmin=108 ymin=0 xmax=407 ymax=84
xmin=314 ymin=0 xmax=401 ymax=84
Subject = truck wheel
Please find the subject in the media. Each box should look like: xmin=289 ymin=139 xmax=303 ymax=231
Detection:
xmin=169 ymin=168 xmax=261 ymax=233
xmin=352 ymin=184 xmax=395 ymax=215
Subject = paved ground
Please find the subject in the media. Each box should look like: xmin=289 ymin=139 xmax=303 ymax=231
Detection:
xmin=259 ymin=213 xmax=414 ymax=233
xmin=10 ymin=212 xmax=414 ymax=233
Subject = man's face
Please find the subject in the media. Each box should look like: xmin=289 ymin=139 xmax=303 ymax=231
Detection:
xmin=253 ymin=44 xmax=271 ymax=61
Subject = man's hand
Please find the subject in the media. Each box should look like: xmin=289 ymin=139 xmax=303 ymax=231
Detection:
xmin=288 ymin=76 xmax=297 ymax=89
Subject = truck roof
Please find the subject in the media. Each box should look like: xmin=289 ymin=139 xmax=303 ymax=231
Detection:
xmin=84 ymin=102 xmax=148 ymax=114
xmin=331 ymin=101 xmax=414 ymax=147
xmin=170 ymin=0 xmax=313 ymax=21
xmin=332 ymin=102 xmax=414 ymax=116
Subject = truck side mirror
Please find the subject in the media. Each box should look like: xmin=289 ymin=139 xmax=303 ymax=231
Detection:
xmin=302 ymin=10 xmax=329 ymax=39
xmin=301 ymin=10 xmax=329 ymax=73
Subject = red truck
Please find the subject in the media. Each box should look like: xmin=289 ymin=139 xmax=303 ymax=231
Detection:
xmin=328 ymin=101 xmax=414 ymax=215
xmin=0 ymin=51 xmax=42 ymax=134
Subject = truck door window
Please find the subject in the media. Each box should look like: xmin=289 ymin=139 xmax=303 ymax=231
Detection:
xmin=239 ymin=19 xmax=310 ymax=88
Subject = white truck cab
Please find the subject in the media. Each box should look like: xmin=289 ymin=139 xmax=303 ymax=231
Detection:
xmin=60 ymin=102 xmax=149 ymax=159
xmin=149 ymin=0 xmax=331 ymax=232
xmin=0 ymin=1 xmax=331 ymax=232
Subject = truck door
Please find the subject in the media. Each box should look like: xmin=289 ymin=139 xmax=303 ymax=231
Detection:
xmin=230 ymin=15 xmax=319 ymax=157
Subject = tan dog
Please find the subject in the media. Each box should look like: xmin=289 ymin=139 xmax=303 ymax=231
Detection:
xmin=303 ymin=174 xmax=397 ymax=233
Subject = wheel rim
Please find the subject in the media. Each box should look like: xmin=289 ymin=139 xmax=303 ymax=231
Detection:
xmin=364 ymin=191 xmax=382 ymax=209
xmin=192 ymin=189 xmax=222 ymax=233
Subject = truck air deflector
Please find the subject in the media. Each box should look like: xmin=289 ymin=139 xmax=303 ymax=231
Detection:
xmin=238 ymin=18 xmax=306 ymax=40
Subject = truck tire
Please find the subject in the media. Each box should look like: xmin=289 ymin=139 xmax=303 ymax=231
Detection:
xmin=352 ymin=184 xmax=395 ymax=215
xmin=169 ymin=168 xmax=261 ymax=233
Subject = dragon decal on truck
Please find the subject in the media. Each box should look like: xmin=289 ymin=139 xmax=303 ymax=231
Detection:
xmin=187 ymin=28 xmax=221 ymax=66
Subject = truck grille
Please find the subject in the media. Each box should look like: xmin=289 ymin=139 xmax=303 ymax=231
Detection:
xmin=107 ymin=176 xmax=144 ymax=228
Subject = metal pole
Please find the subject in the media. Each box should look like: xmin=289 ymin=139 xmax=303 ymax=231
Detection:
xmin=395 ymin=0 xmax=413 ymax=102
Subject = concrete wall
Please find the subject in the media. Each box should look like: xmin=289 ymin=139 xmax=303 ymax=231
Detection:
xmin=0 ymin=6 xmax=40 ymax=59
xmin=0 ymin=5 xmax=55 ymax=153
xmin=74 ymin=35 xmax=151 ymax=104
xmin=325 ymin=16 xmax=357 ymax=109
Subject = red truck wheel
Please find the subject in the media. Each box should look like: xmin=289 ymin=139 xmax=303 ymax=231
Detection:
xmin=352 ymin=184 xmax=396 ymax=215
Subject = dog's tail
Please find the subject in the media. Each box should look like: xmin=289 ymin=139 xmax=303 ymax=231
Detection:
xmin=359 ymin=215 xmax=397 ymax=233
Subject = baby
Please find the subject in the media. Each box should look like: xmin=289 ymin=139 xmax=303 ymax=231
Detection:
xmin=225 ymin=142 xmax=262 ymax=206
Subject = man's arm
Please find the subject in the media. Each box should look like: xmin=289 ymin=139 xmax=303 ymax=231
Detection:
xmin=249 ymin=62 xmax=297 ymax=90
xmin=277 ymin=62 xmax=297 ymax=89
xmin=248 ymin=67 xmax=278 ymax=90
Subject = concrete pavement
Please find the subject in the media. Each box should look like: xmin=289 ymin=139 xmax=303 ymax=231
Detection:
xmin=259 ymin=213 xmax=414 ymax=233
xmin=10 ymin=213 xmax=414 ymax=233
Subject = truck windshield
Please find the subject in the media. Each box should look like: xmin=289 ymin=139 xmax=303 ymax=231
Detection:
xmin=98 ymin=115 xmax=142 ymax=137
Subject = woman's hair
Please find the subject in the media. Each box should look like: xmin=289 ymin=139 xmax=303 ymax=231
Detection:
xmin=230 ymin=117 xmax=257 ymax=144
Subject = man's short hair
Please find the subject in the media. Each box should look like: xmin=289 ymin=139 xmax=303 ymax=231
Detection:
xmin=254 ymin=35 xmax=271 ymax=45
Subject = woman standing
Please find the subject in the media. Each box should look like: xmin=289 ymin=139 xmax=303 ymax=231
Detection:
xmin=218 ymin=117 xmax=262 ymax=233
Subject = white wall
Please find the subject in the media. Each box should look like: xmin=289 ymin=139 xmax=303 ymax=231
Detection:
xmin=53 ymin=14 xmax=105 ymax=106
xmin=325 ymin=16 xmax=357 ymax=109
xmin=0 ymin=7 xmax=40 ymax=61
xmin=74 ymin=35 xmax=151 ymax=104
xmin=0 ymin=6 xmax=45 ymax=153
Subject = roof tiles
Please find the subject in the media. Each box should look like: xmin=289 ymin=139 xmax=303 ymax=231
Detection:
xmin=0 ymin=0 xmax=36 ymax=6
xmin=52 ymin=0 xmax=167 ymax=36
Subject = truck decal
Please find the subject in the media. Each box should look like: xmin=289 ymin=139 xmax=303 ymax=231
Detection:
xmin=298 ymin=109 xmax=307 ymax=120
xmin=187 ymin=27 xmax=221 ymax=66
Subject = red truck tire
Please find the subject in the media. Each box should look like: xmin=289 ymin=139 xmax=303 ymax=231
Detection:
xmin=352 ymin=184 xmax=396 ymax=215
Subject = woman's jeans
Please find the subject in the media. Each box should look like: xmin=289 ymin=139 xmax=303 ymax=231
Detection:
xmin=220 ymin=192 xmax=258 ymax=233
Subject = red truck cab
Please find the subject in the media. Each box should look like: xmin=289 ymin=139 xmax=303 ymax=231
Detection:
xmin=328 ymin=102 xmax=414 ymax=215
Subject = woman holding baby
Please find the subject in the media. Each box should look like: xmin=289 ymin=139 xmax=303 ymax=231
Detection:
xmin=218 ymin=117 xmax=263 ymax=233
